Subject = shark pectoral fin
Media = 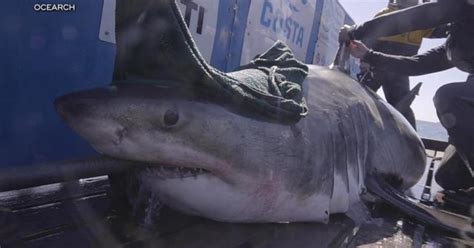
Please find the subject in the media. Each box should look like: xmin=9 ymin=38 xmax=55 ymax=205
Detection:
xmin=394 ymin=82 xmax=422 ymax=114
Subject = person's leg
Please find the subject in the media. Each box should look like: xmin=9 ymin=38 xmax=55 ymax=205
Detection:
xmin=433 ymin=78 xmax=474 ymax=190
xmin=382 ymin=73 xmax=417 ymax=129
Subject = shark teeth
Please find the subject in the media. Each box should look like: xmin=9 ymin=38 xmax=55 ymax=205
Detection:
xmin=144 ymin=165 xmax=209 ymax=179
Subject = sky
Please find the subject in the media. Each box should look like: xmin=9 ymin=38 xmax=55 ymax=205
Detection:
xmin=338 ymin=0 xmax=469 ymax=122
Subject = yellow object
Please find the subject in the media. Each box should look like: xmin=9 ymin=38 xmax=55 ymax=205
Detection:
xmin=375 ymin=6 xmax=434 ymax=47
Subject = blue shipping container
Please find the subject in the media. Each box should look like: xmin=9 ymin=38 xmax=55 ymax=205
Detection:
xmin=0 ymin=0 xmax=116 ymax=167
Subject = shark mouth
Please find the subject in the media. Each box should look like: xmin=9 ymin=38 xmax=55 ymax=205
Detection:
xmin=144 ymin=165 xmax=211 ymax=179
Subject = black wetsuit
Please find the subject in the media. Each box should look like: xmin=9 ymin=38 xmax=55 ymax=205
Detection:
xmin=362 ymin=5 xmax=448 ymax=129
xmin=349 ymin=0 xmax=474 ymax=190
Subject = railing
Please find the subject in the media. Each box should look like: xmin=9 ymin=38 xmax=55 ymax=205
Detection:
xmin=421 ymin=137 xmax=448 ymax=152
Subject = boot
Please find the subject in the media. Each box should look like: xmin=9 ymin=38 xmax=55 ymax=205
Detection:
xmin=435 ymin=145 xmax=474 ymax=191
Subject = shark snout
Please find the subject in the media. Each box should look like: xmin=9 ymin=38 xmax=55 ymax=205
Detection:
xmin=55 ymin=87 xmax=114 ymax=119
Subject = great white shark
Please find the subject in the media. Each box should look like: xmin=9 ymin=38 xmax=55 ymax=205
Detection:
xmin=55 ymin=65 xmax=426 ymax=223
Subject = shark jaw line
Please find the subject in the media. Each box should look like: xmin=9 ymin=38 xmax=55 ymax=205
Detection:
xmin=143 ymin=164 xmax=211 ymax=179
xmin=119 ymin=143 xmax=235 ymax=182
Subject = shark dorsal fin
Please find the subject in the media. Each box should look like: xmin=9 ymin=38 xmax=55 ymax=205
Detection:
xmin=395 ymin=82 xmax=422 ymax=114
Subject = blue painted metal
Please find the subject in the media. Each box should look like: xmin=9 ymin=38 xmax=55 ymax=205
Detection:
xmin=305 ymin=0 xmax=325 ymax=64
xmin=0 ymin=0 xmax=355 ymax=168
xmin=225 ymin=0 xmax=251 ymax=71
xmin=210 ymin=0 xmax=234 ymax=71
xmin=344 ymin=13 xmax=355 ymax=26
xmin=0 ymin=0 xmax=115 ymax=167
xmin=210 ymin=0 xmax=251 ymax=72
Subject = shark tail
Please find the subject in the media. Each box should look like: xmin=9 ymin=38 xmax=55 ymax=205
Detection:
xmin=394 ymin=82 xmax=422 ymax=115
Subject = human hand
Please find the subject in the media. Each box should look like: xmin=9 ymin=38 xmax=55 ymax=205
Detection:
xmin=349 ymin=40 xmax=370 ymax=59
xmin=338 ymin=25 xmax=354 ymax=43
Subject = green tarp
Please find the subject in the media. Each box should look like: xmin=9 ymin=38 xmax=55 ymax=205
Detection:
xmin=114 ymin=0 xmax=308 ymax=123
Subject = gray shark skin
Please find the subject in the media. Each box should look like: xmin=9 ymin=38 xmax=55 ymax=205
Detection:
xmin=55 ymin=65 xmax=426 ymax=223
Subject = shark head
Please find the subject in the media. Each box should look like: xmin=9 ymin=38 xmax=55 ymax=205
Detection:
xmin=55 ymin=84 xmax=230 ymax=173
xmin=55 ymin=83 xmax=326 ymax=222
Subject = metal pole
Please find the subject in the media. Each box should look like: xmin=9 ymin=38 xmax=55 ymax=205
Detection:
xmin=0 ymin=156 xmax=137 ymax=192
xmin=421 ymin=151 xmax=440 ymax=203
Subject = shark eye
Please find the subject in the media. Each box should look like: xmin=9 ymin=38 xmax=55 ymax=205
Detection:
xmin=163 ymin=109 xmax=179 ymax=127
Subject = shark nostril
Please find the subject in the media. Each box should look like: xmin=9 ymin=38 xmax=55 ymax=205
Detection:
xmin=163 ymin=109 xmax=179 ymax=127
xmin=66 ymin=102 xmax=87 ymax=116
